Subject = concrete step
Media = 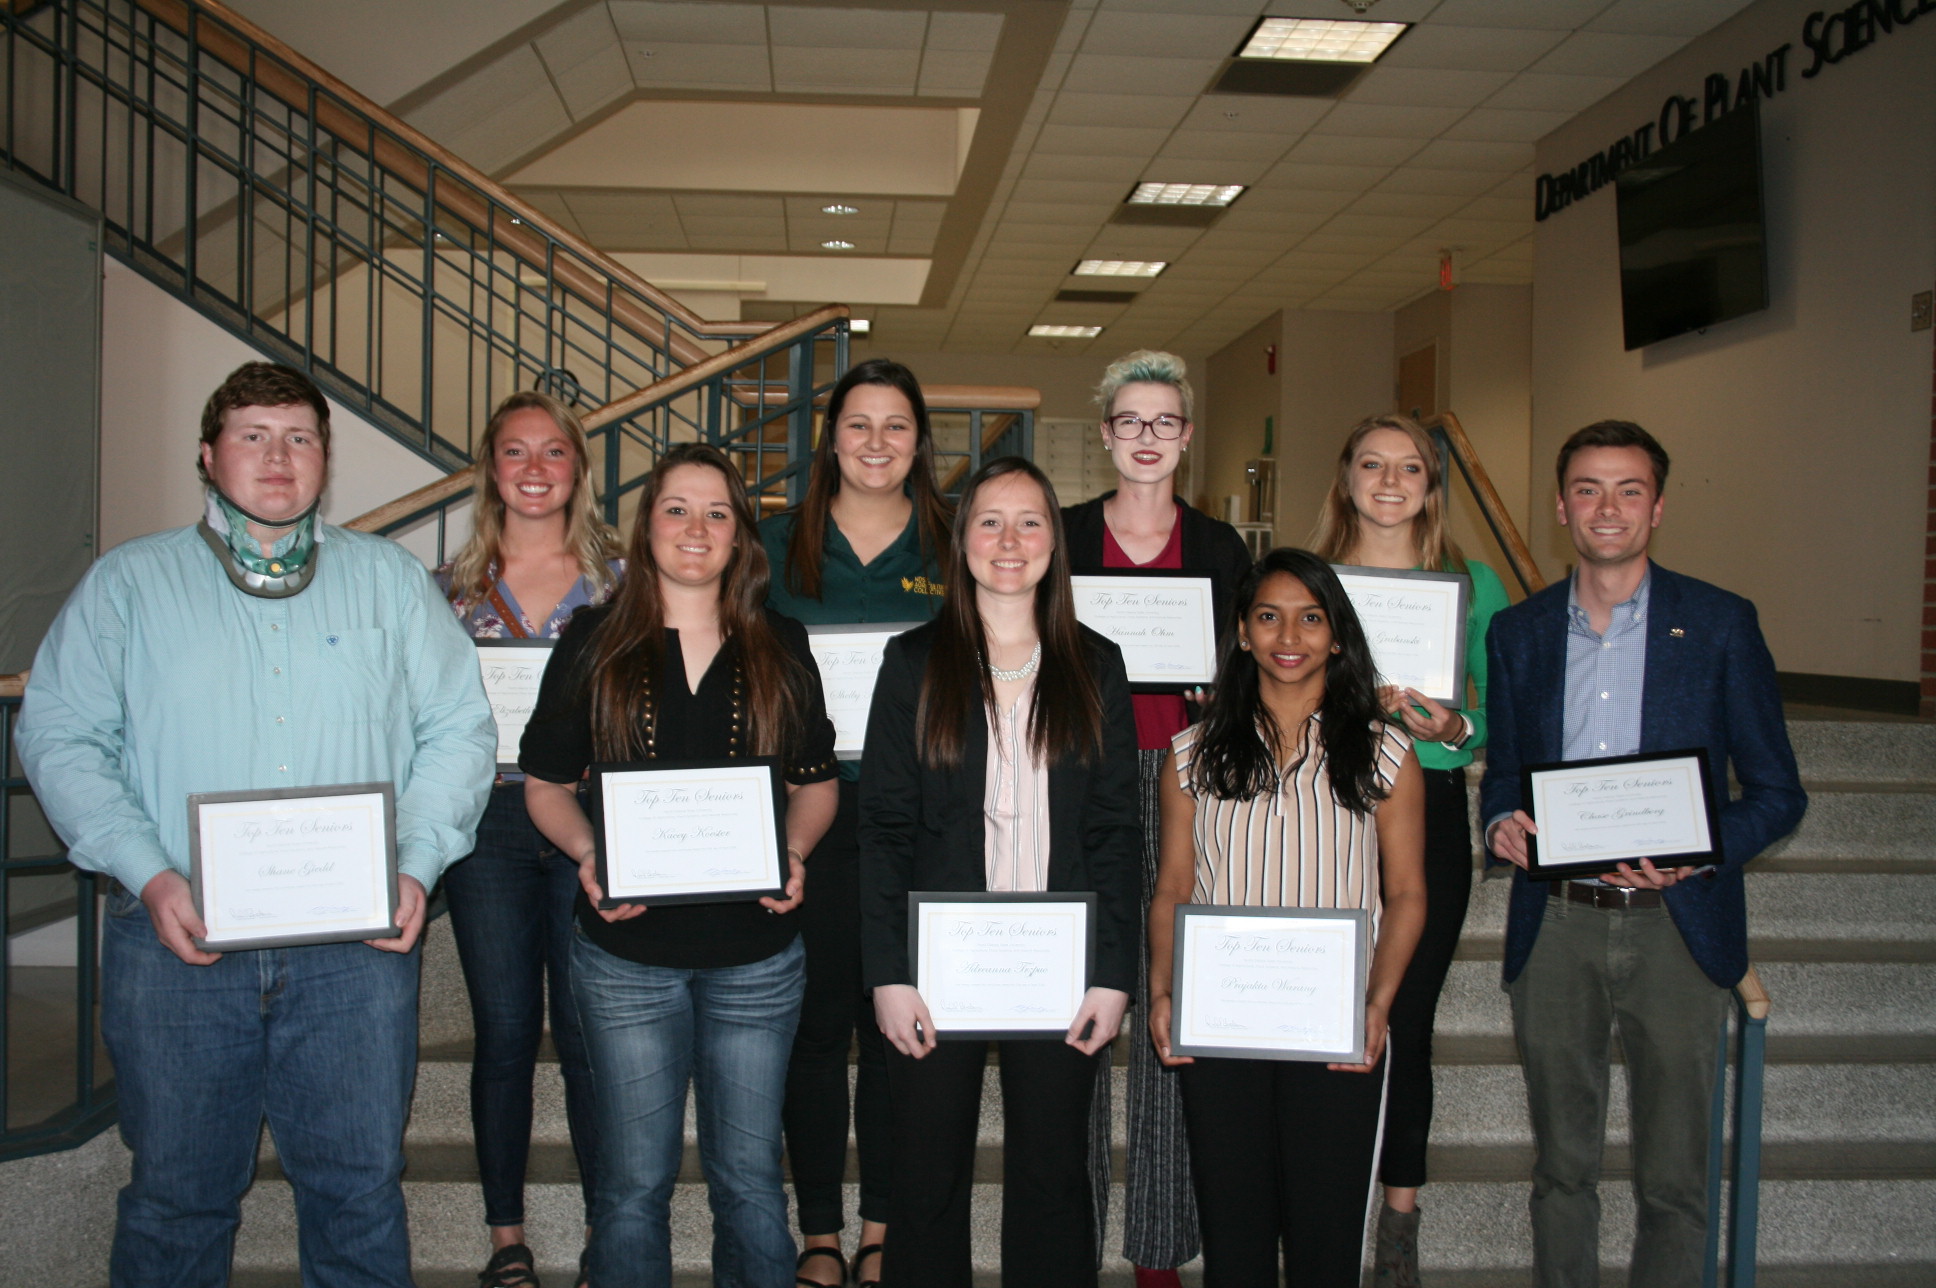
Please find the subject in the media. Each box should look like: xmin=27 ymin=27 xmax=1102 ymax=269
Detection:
xmin=1760 ymin=786 xmax=1936 ymax=863
xmin=1785 ymin=717 xmax=1936 ymax=784
xmin=227 ymin=1175 xmax=1936 ymax=1281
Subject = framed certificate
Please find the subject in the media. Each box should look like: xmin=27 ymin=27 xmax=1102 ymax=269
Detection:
xmin=592 ymin=759 xmax=787 ymax=908
xmin=909 ymin=892 xmax=1096 ymax=1040
xmin=187 ymin=782 xmax=400 ymax=950
xmin=474 ymin=639 xmax=555 ymax=771
xmin=806 ymin=622 xmax=919 ymax=759
xmin=1170 ymin=905 xmax=1369 ymax=1063
xmin=1069 ymin=571 xmax=1218 ymax=690
xmin=1332 ymin=565 xmax=1471 ymax=706
xmin=1523 ymin=749 xmax=1720 ymax=880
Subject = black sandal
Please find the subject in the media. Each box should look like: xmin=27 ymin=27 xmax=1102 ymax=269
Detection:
xmin=854 ymin=1242 xmax=885 ymax=1288
xmin=479 ymin=1243 xmax=541 ymax=1288
xmin=795 ymin=1245 xmax=848 ymax=1287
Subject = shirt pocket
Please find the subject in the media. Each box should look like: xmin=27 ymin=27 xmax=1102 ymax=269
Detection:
xmin=307 ymin=627 xmax=398 ymax=724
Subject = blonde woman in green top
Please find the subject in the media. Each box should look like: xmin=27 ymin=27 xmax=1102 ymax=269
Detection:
xmin=1310 ymin=413 xmax=1509 ymax=1287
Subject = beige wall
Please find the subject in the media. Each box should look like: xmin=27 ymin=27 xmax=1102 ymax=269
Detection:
xmin=1275 ymin=310 xmax=1398 ymax=548
xmin=1201 ymin=313 xmax=1282 ymax=525
xmin=1531 ymin=0 xmax=1936 ymax=680
xmin=849 ymin=345 xmax=1145 ymax=423
xmin=100 ymin=261 xmax=455 ymax=564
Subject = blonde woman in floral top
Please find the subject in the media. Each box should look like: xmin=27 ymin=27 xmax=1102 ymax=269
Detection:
xmin=436 ymin=390 xmax=622 ymax=1288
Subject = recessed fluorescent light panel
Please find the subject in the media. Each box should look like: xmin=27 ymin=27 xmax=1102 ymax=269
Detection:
xmin=822 ymin=203 xmax=859 ymax=215
xmin=848 ymin=318 xmax=871 ymax=335
xmin=1238 ymin=17 xmax=1407 ymax=63
xmin=1028 ymin=325 xmax=1103 ymax=339
xmin=1127 ymin=183 xmax=1245 ymax=208
xmin=821 ymin=239 xmax=855 ymax=250
xmin=1074 ymin=260 xmax=1168 ymax=278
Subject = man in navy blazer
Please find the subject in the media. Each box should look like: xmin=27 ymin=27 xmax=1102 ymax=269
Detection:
xmin=1481 ymin=421 xmax=1805 ymax=1288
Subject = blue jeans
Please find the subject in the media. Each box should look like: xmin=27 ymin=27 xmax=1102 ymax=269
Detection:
xmin=101 ymin=882 xmax=419 ymax=1288
xmin=443 ymin=782 xmax=598 ymax=1226
xmin=572 ymin=931 xmax=806 ymax=1288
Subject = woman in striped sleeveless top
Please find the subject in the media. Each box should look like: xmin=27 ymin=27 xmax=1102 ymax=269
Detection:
xmin=1146 ymin=548 xmax=1427 ymax=1287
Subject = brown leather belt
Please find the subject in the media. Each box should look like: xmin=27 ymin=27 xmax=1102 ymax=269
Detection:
xmin=1548 ymin=881 xmax=1663 ymax=910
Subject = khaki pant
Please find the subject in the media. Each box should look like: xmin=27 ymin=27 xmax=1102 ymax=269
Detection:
xmin=1508 ymin=895 xmax=1730 ymax=1288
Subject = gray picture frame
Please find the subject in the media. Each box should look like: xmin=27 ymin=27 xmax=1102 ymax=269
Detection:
xmin=1170 ymin=904 xmax=1369 ymax=1064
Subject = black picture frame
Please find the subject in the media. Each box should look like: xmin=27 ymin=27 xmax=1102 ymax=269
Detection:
xmin=1331 ymin=564 xmax=1471 ymax=707
xmin=592 ymin=758 xmax=787 ymax=908
xmin=1521 ymin=747 xmax=1722 ymax=880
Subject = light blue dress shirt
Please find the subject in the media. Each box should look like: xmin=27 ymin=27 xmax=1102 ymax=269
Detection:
xmin=18 ymin=523 xmax=496 ymax=895
xmin=1561 ymin=569 xmax=1651 ymax=761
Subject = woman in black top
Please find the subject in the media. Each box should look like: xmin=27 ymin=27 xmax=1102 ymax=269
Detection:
xmin=859 ymin=457 xmax=1140 ymax=1288
xmin=523 ymin=443 xmax=839 ymax=1288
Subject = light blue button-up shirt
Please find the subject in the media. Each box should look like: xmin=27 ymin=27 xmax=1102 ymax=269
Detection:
xmin=1562 ymin=569 xmax=1650 ymax=762
xmin=18 ymin=523 xmax=496 ymax=895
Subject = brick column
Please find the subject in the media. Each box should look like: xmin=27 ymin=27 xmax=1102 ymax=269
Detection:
xmin=1926 ymin=310 xmax=1936 ymax=718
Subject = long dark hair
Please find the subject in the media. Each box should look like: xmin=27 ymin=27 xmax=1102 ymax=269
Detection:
xmin=783 ymin=358 xmax=953 ymax=599
xmin=918 ymin=457 xmax=1102 ymax=769
xmin=1189 ymin=548 xmax=1389 ymax=815
xmin=580 ymin=443 xmax=808 ymax=761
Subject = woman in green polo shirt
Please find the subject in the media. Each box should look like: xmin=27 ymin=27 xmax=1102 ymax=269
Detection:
xmin=760 ymin=357 xmax=952 ymax=1288
xmin=1310 ymin=413 xmax=1510 ymax=1287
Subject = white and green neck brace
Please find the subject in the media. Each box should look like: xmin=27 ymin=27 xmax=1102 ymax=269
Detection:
xmin=197 ymin=489 xmax=325 ymax=598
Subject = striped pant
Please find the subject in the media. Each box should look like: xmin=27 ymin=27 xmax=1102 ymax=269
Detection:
xmin=1089 ymin=747 xmax=1201 ymax=1270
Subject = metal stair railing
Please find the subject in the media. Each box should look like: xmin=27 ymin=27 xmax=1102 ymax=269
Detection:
xmin=0 ymin=670 xmax=116 ymax=1163
xmin=0 ymin=0 xmax=779 ymax=471
xmin=1424 ymin=410 xmax=1769 ymax=1286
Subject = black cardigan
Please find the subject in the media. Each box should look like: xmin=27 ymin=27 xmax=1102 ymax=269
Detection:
xmin=857 ymin=622 xmax=1142 ymax=994
xmin=1059 ymin=493 xmax=1255 ymax=639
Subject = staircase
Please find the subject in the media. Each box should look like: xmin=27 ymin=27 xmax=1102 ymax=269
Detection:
xmin=190 ymin=712 xmax=1935 ymax=1286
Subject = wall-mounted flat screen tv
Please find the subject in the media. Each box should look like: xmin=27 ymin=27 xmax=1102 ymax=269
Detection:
xmin=1615 ymin=101 xmax=1768 ymax=350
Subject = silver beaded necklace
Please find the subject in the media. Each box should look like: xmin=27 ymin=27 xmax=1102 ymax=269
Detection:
xmin=986 ymin=640 xmax=1042 ymax=682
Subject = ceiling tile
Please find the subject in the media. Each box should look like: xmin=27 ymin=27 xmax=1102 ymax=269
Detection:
xmin=920 ymin=49 xmax=996 ymax=96
xmin=1372 ymin=166 xmax=1499 ymax=196
xmin=1528 ymin=31 xmax=1686 ymax=78
xmin=1033 ymin=122 xmax=1175 ymax=156
xmin=1297 ymin=231 xmax=1410 ymax=255
xmin=1455 ymin=195 xmax=1529 ymax=223
xmin=769 ymin=6 xmax=929 ymax=50
xmin=1347 ymin=190 xmax=1465 ymax=220
xmin=1001 ymin=200 xmax=1112 ymax=225
xmin=1275 ymin=250 xmax=1376 ymax=271
xmin=1084 ymin=223 xmax=1205 ymax=255
xmin=1139 ymin=156 xmax=1271 ymax=184
xmin=1009 ymin=178 xmax=1136 ymax=204
xmin=674 ymin=194 xmax=785 ymax=218
xmin=608 ymin=1 xmax=766 ymax=44
xmin=1175 ymin=95 xmax=1332 ymax=135
xmin=1443 ymin=107 xmax=1573 ymax=142
xmin=1586 ymin=0 xmax=1757 ymax=38
xmin=1061 ymin=52 xmax=1225 ymax=95
xmin=1345 ymin=67 xmax=1513 ymax=109
xmin=1023 ymin=152 xmax=1149 ymax=181
xmin=1408 ymin=138 xmax=1534 ymax=171
xmin=1155 ymin=129 xmax=1290 ymax=162
xmin=927 ymin=11 xmax=1004 ymax=51
xmin=887 ymin=230 xmax=941 ymax=254
xmin=409 ymin=47 xmax=570 ymax=174
xmin=774 ymin=46 xmax=919 ymax=93
xmin=1484 ymin=71 xmax=1626 ymax=113
xmin=515 ymin=189 xmax=588 ymax=239
xmin=1257 ymin=160 xmax=1391 ymax=192
xmin=1283 ymin=133 xmax=1422 ymax=166
xmin=1077 ymin=10 xmax=1255 ymax=59
xmin=626 ymin=42 xmax=773 ymax=90
xmin=1309 ymin=102 xmax=1464 ymax=139
xmin=1419 ymin=0 xmax=1608 ymax=32
xmin=1422 ymin=216 xmax=1526 ymax=242
xmin=1376 ymin=24 xmax=1567 ymax=72
xmin=1048 ymin=92 xmax=1196 ymax=129
xmin=687 ymin=231 xmax=789 ymax=251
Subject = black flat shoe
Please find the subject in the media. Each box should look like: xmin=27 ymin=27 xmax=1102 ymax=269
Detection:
xmin=796 ymin=1245 xmax=849 ymax=1287
xmin=479 ymin=1243 xmax=541 ymax=1288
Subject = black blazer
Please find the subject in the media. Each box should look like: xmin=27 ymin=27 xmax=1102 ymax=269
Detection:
xmin=1060 ymin=493 xmax=1255 ymax=638
xmin=857 ymin=621 xmax=1142 ymax=994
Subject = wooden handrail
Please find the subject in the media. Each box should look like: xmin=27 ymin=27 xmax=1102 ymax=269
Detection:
xmin=1736 ymin=964 xmax=1771 ymax=1021
xmin=133 ymin=0 xmax=753 ymax=369
xmin=0 ymin=671 xmax=25 ymax=698
xmin=1423 ymin=410 xmax=1546 ymax=595
xmin=344 ymin=305 xmax=849 ymax=534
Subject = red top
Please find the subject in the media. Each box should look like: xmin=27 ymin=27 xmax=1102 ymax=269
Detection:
xmin=1102 ymin=505 xmax=1191 ymax=751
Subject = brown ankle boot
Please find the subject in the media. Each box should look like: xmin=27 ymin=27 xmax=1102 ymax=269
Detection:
xmin=1373 ymin=1202 xmax=1421 ymax=1287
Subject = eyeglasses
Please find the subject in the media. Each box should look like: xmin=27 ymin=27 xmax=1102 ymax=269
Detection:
xmin=1106 ymin=413 xmax=1187 ymax=440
